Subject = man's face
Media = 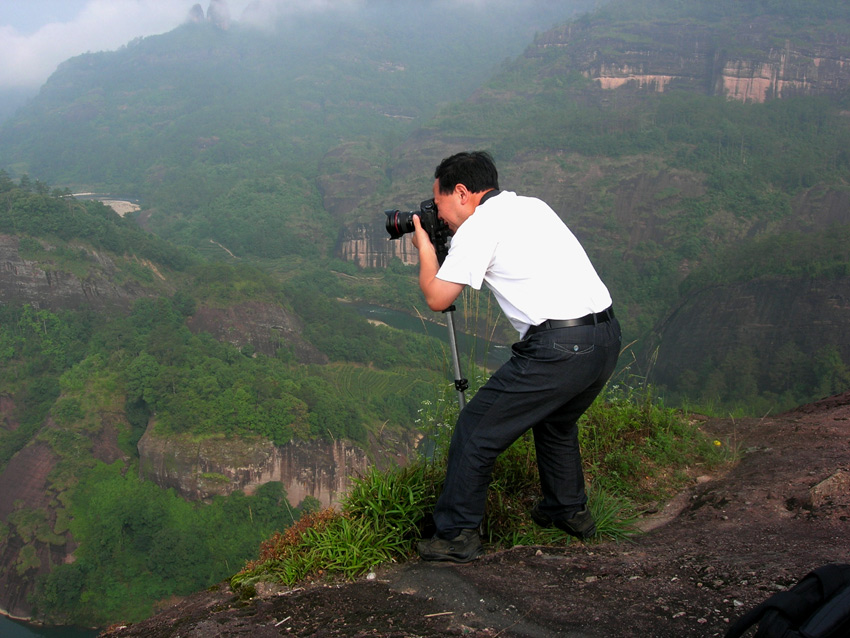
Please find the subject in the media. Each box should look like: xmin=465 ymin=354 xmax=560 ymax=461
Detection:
xmin=432 ymin=179 xmax=466 ymax=234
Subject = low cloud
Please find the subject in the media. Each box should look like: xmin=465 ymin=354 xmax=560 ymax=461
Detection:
xmin=0 ymin=0 xmax=583 ymax=90
xmin=0 ymin=1 xmax=247 ymax=90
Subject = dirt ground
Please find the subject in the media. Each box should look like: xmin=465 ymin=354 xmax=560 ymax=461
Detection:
xmin=100 ymin=391 xmax=850 ymax=638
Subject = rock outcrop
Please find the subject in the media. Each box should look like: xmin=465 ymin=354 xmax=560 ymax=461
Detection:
xmin=137 ymin=425 xmax=378 ymax=508
xmin=186 ymin=1 xmax=231 ymax=29
xmin=186 ymin=4 xmax=205 ymax=24
xmin=338 ymin=224 xmax=418 ymax=270
xmin=0 ymin=234 xmax=159 ymax=312
xmin=186 ymin=302 xmax=328 ymax=364
xmin=207 ymin=0 xmax=231 ymax=30
xmin=532 ymin=18 xmax=850 ymax=103
xmin=649 ymin=275 xmax=850 ymax=398
xmin=0 ymin=413 xmax=129 ymax=620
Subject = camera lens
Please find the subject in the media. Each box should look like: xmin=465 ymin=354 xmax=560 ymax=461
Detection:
xmin=385 ymin=210 xmax=416 ymax=239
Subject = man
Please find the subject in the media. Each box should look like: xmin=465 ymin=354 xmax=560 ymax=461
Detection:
xmin=411 ymin=151 xmax=621 ymax=563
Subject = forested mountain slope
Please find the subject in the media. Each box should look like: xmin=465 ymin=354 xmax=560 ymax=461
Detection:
xmin=1 ymin=0 xmax=850 ymax=627
xmin=336 ymin=0 xmax=850 ymax=412
xmin=0 ymin=178 xmax=447 ymax=624
xmin=0 ymin=1 xmax=594 ymax=259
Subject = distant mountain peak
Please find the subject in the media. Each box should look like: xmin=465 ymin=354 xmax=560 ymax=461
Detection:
xmin=208 ymin=0 xmax=232 ymax=30
xmin=186 ymin=1 xmax=231 ymax=30
xmin=187 ymin=4 xmax=205 ymax=24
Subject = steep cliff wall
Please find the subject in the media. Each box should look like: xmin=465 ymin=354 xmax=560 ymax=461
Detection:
xmin=137 ymin=424 xmax=380 ymax=508
xmin=532 ymin=19 xmax=850 ymax=103
xmin=0 ymin=442 xmax=67 ymax=619
xmin=338 ymin=224 xmax=418 ymax=269
xmin=649 ymin=275 xmax=850 ymax=398
xmin=0 ymin=234 xmax=160 ymax=312
xmin=0 ymin=412 xmax=129 ymax=620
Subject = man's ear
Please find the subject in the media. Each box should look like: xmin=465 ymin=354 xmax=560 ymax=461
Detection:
xmin=455 ymin=183 xmax=471 ymax=203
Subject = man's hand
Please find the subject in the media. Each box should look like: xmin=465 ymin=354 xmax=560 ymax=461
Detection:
xmin=410 ymin=214 xmax=433 ymax=252
xmin=413 ymin=216 xmax=464 ymax=312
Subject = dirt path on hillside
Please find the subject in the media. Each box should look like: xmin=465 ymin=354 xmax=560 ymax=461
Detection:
xmin=100 ymin=391 xmax=850 ymax=638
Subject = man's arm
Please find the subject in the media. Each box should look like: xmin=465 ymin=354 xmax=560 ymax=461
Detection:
xmin=412 ymin=216 xmax=465 ymax=312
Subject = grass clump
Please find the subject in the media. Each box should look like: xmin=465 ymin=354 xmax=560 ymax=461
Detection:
xmin=232 ymin=379 xmax=733 ymax=594
xmin=232 ymin=464 xmax=443 ymax=592
xmin=580 ymin=382 xmax=730 ymax=506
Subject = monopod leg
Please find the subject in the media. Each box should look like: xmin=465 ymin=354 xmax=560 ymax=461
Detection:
xmin=443 ymin=306 xmax=468 ymax=410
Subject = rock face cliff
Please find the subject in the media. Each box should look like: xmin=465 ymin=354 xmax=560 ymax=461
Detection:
xmin=0 ymin=410 xmax=129 ymax=620
xmin=334 ymin=14 xmax=850 ymax=268
xmin=338 ymin=225 xmax=418 ymax=270
xmin=532 ymin=17 xmax=850 ymax=103
xmin=649 ymin=275 xmax=850 ymax=401
xmin=0 ymin=234 xmax=160 ymax=312
xmin=137 ymin=424 xmax=398 ymax=508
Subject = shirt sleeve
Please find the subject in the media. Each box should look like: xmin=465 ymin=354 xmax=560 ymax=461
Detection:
xmin=435 ymin=216 xmax=495 ymax=290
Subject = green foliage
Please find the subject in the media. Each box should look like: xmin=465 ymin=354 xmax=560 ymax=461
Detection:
xmin=0 ymin=179 xmax=192 ymax=270
xmin=3 ymin=1 xmax=850 ymax=624
xmin=343 ymin=465 xmax=437 ymax=546
xmin=680 ymin=225 xmax=850 ymax=294
xmin=32 ymin=461 xmax=307 ymax=625
xmin=0 ymin=3 xmax=587 ymax=258
xmin=0 ymin=304 xmax=89 ymax=466
xmin=672 ymin=339 xmax=850 ymax=416
xmin=580 ymin=382 xmax=728 ymax=502
xmin=421 ymin=39 xmax=850 ymax=402
xmin=232 ymin=464 xmax=439 ymax=591
xmin=283 ymin=268 xmax=458 ymax=370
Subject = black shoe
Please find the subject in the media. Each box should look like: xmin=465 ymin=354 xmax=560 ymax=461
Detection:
xmin=531 ymin=504 xmax=597 ymax=540
xmin=417 ymin=529 xmax=483 ymax=563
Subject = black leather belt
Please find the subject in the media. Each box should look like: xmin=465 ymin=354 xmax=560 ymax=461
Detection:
xmin=527 ymin=306 xmax=614 ymax=336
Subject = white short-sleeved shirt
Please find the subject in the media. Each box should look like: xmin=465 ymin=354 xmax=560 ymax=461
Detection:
xmin=436 ymin=190 xmax=612 ymax=337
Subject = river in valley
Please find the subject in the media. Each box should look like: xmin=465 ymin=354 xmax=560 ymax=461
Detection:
xmin=0 ymin=616 xmax=99 ymax=638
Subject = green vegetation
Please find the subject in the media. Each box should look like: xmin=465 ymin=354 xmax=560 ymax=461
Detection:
xmin=0 ymin=3 xmax=590 ymax=254
xmin=680 ymin=225 xmax=850 ymax=293
xmin=0 ymin=170 xmax=193 ymax=271
xmin=422 ymin=50 xmax=850 ymax=353
xmin=3 ymin=0 xmax=849 ymax=416
xmin=0 ymin=180 xmax=456 ymax=626
xmin=33 ymin=462 xmax=318 ymax=625
xmin=1 ymin=0 xmax=850 ymax=627
xmin=231 ymin=381 xmax=730 ymax=591
xmin=0 ymin=283 xmax=449 ymax=625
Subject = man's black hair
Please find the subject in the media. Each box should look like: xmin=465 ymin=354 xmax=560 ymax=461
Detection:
xmin=434 ymin=151 xmax=499 ymax=195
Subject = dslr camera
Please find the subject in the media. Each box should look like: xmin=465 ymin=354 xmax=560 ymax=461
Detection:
xmin=384 ymin=198 xmax=451 ymax=264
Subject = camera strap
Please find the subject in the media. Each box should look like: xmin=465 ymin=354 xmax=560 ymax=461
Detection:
xmin=477 ymin=189 xmax=501 ymax=206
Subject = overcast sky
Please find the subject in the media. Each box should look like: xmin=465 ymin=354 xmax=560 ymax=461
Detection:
xmin=0 ymin=1 xmax=261 ymax=91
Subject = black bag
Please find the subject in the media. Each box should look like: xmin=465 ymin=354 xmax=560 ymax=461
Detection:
xmin=725 ymin=563 xmax=850 ymax=638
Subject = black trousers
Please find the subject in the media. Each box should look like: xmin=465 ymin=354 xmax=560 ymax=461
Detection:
xmin=433 ymin=317 xmax=622 ymax=538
